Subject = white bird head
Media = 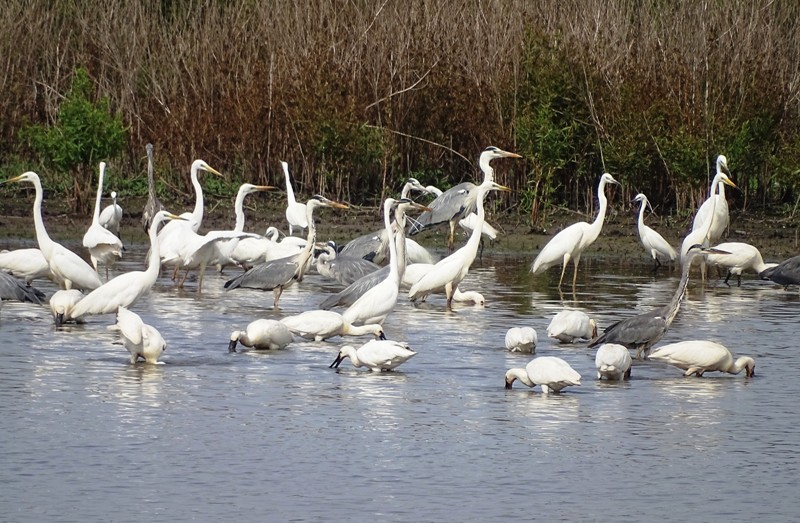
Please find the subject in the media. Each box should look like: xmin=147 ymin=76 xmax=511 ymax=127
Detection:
xmin=600 ymin=173 xmax=620 ymax=186
xmin=2 ymin=171 xmax=40 ymax=186
xmin=192 ymin=159 xmax=223 ymax=178
xmin=110 ymin=191 xmax=117 ymax=199
xmin=228 ymin=330 xmax=242 ymax=352
xmin=308 ymin=194 xmax=349 ymax=210
xmin=716 ymin=155 xmax=731 ymax=176
xmin=736 ymin=356 xmax=756 ymax=377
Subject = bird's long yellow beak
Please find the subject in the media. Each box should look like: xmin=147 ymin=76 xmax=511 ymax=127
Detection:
xmin=503 ymin=151 xmax=523 ymax=159
xmin=165 ymin=212 xmax=188 ymax=221
xmin=204 ymin=165 xmax=223 ymax=177
xmin=1 ymin=174 xmax=26 ymax=185
xmin=722 ymin=177 xmax=737 ymax=189
xmin=254 ymin=185 xmax=276 ymax=191
xmin=330 ymin=201 xmax=349 ymax=209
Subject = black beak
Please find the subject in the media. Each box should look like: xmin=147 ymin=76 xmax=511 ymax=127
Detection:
xmin=379 ymin=330 xmax=386 ymax=340
xmin=227 ymin=339 xmax=238 ymax=353
xmin=55 ymin=313 xmax=64 ymax=328
xmin=504 ymin=380 xmax=512 ymax=390
xmin=330 ymin=354 xmax=343 ymax=368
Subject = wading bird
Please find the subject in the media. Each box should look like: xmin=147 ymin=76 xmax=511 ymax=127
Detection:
xmin=329 ymin=339 xmax=416 ymax=372
xmin=648 ymin=340 xmax=755 ymax=377
xmin=633 ymin=193 xmax=676 ymax=270
xmin=68 ymin=211 xmax=184 ymax=321
xmin=594 ymin=343 xmax=632 ymax=380
xmin=0 ymin=271 xmax=45 ymax=304
xmin=3 ymin=172 xmax=102 ymax=291
xmin=0 ymin=248 xmax=52 ymax=284
xmin=546 ymin=310 xmax=598 ymax=343
xmin=49 ymin=289 xmax=85 ymax=326
xmin=109 ymin=306 xmax=167 ymax=364
xmin=504 ymin=356 xmax=581 ymax=393
xmin=315 ymin=242 xmax=381 ymax=286
xmin=704 ymin=242 xmax=777 ymax=286
xmin=282 ymin=161 xmax=307 ymax=236
xmin=99 ymin=190 xmax=123 ymax=238
xmin=691 ymin=155 xmax=735 ymax=244
xmin=141 ymin=143 xmax=165 ymax=233
xmin=588 ymin=244 xmax=730 ymax=359
xmin=531 ymin=173 xmax=620 ymax=288
xmin=759 ymin=253 xmax=800 ymax=289
xmin=409 ymin=146 xmax=521 ymax=250
xmin=228 ymin=319 xmax=293 ymax=351
xmin=504 ymin=327 xmax=538 ymax=353
xmin=280 ymin=309 xmax=385 ymax=341
xmin=83 ymin=162 xmax=124 ymax=278
xmin=224 ymin=195 xmax=348 ymax=309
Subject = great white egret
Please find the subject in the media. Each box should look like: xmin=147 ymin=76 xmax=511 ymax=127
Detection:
xmin=691 ymin=155 xmax=735 ymax=244
xmin=504 ymin=327 xmax=537 ymax=353
xmin=83 ymin=162 xmax=123 ymax=278
xmin=99 ymin=190 xmax=123 ymax=238
xmin=409 ymin=179 xmax=511 ymax=308
xmin=588 ymin=244 xmax=730 ymax=359
xmin=546 ymin=310 xmax=597 ymax=343
xmin=141 ymin=143 xmax=165 ymax=232
xmin=531 ymin=173 xmax=620 ymax=288
xmin=282 ymin=161 xmax=307 ymax=236
xmin=279 ymin=309 xmax=385 ymax=341
xmin=633 ymin=193 xmax=676 ymax=269
xmin=594 ymin=343 xmax=632 ymax=380
xmin=224 ymin=195 xmax=348 ymax=308
xmin=0 ymin=271 xmax=45 ymax=304
xmin=504 ymin=357 xmax=582 ymax=393
xmin=109 ymin=306 xmax=167 ymax=364
xmin=68 ymin=211 xmax=185 ymax=320
xmin=0 ymin=248 xmax=52 ymax=283
xmin=315 ymin=242 xmax=381 ymax=285
xmin=228 ymin=319 xmax=293 ymax=351
xmin=705 ymin=242 xmax=777 ymax=286
xmin=49 ymin=289 xmax=85 ymax=326
xmin=157 ymin=159 xmax=224 ymax=278
xmin=329 ymin=339 xmax=416 ymax=372
xmin=3 ymin=171 xmax=102 ymax=291
xmin=759 ymin=254 xmax=800 ymax=289
xmin=648 ymin=340 xmax=755 ymax=377
xmin=409 ymin=146 xmax=521 ymax=250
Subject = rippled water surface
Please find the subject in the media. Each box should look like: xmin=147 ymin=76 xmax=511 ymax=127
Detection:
xmin=2 ymin=246 xmax=799 ymax=522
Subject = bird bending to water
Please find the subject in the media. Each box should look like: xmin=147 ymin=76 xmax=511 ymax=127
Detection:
xmin=531 ymin=173 xmax=620 ymax=288
xmin=594 ymin=343 xmax=632 ymax=380
xmin=280 ymin=309 xmax=385 ymax=341
xmin=648 ymin=340 xmax=755 ymax=377
xmin=546 ymin=310 xmax=597 ymax=343
xmin=83 ymin=162 xmax=124 ymax=278
xmin=588 ymin=244 xmax=730 ymax=359
xmin=49 ymin=289 xmax=85 ymax=326
xmin=228 ymin=319 xmax=293 ymax=351
xmin=504 ymin=327 xmax=537 ymax=353
xmin=633 ymin=193 xmax=676 ymax=270
xmin=504 ymin=357 xmax=581 ymax=393
xmin=408 ymin=146 xmax=521 ymax=250
xmin=141 ymin=143 xmax=165 ymax=233
xmin=329 ymin=339 xmax=416 ymax=372
xmin=3 ymin=171 xmax=102 ymax=291
xmin=109 ymin=306 xmax=167 ymax=364
xmin=704 ymin=242 xmax=776 ymax=286
xmin=282 ymin=161 xmax=307 ymax=236
xmin=224 ymin=195 xmax=348 ymax=308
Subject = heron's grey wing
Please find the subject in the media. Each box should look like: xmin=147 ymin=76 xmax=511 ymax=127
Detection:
xmin=319 ymin=266 xmax=389 ymax=309
xmin=339 ymin=229 xmax=387 ymax=262
xmin=589 ymin=310 xmax=666 ymax=350
xmin=762 ymin=254 xmax=800 ymax=285
xmin=329 ymin=257 xmax=382 ymax=286
xmin=0 ymin=272 xmax=45 ymax=304
xmin=225 ymin=255 xmax=299 ymax=290
xmin=408 ymin=182 xmax=474 ymax=235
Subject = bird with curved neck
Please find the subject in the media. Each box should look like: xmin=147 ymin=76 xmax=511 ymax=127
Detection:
xmin=280 ymin=309 xmax=385 ymax=341
xmin=648 ymin=340 xmax=755 ymax=378
xmin=633 ymin=193 xmax=677 ymax=270
xmin=588 ymin=244 xmax=731 ymax=359
xmin=691 ymin=154 xmax=736 ymax=244
xmin=224 ymin=195 xmax=348 ymax=309
xmin=283 ymin=161 xmax=308 ymax=236
xmin=409 ymin=179 xmax=511 ymax=308
xmin=329 ymin=340 xmax=416 ymax=372
xmin=2 ymin=171 xmax=102 ymax=291
xmin=531 ymin=173 xmax=620 ymax=288
xmin=68 ymin=211 xmax=185 ymax=320
xmin=83 ymin=162 xmax=124 ymax=279
xmin=408 ymin=146 xmax=521 ymax=250
xmin=504 ymin=356 xmax=581 ymax=393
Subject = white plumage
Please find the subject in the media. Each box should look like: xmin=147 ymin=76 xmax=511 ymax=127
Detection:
xmin=648 ymin=340 xmax=755 ymax=377
xmin=282 ymin=161 xmax=308 ymax=236
xmin=546 ymin=310 xmax=597 ymax=343
xmin=83 ymin=163 xmax=123 ymax=278
xmin=109 ymin=306 xmax=167 ymax=364
xmin=705 ymin=242 xmax=777 ymax=286
xmin=633 ymin=193 xmax=676 ymax=267
xmin=504 ymin=327 xmax=538 ymax=353
xmin=329 ymin=339 xmax=417 ymax=372
xmin=594 ymin=343 xmax=632 ymax=380
xmin=504 ymin=356 xmax=582 ymax=393
xmin=280 ymin=309 xmax=384 ymax=341
xmin=228 ymin=319 xmax=293 ymax=351
xmin=99 ymin=190 xmax=123 ymax=237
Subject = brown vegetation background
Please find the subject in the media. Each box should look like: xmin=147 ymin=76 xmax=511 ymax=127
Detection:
xmin=1 ymin=0 xmax=799 ymax=223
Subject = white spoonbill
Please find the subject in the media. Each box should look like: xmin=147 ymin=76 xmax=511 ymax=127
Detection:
xmin=282 ymin=161 xmax=307 ymax=236
xmin=280 ymin=309 xmax=385 ymax=341
xmin=109 ymin=306 xmax=167 ymax=364
xmin=594 ymin=343 xmax=632 ymax=380
xmin=3 ymin=171 xmax=102 ymax=291
xmin=633 ymin=193 xmax=676 ymax=269
xmin=705 ymin=241 xmax=777 ymax=286
xmin=546 ymin=310 xmax=598 ymax=343
xmin=504 ymin=356 xmax=582 ymax=393
xmin=648 ymin=340 xmax=755 ymax=377
xmin=228 ymin=319 xmax=294 ymax=351
xmin=329 ymin=339 xmax=416 ymax=372
xmin=83 ymin=162 xmax=124 ymax=278
xmin=531 ymin=173 xmax=619 ymax=288
xmin=67 ymin=211 xmax=184 ymax=320
xmin=49 ymin=289 xmax=85 ymax=326
xmin=99 ymin=190 xmax=123 ymax=238
xmin=504 ymin=327 xmax=538 ymax=353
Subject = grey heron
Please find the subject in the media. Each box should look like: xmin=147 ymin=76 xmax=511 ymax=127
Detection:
xmin=141 ymin=143 xmax=165 ymax=233
xmin=0 ymin=271 xmax=45 ymax=304
xmin=760 ymin=253 xmax=800 ymax=289
xmin=315 ymin=241 xmax=381 ymax=285
xmin=587 ymin=244 xmax=730 ymax=359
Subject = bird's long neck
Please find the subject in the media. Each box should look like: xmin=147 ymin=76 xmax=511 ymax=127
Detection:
xmin=296 ymin=202 xmax=318 ymax=268
xmin=30 ymin=178 xmax=55 ymax=258
xmin=589 ymin=179 xmax=610 ymax=237
xmin=92 ymin=165 xmax=105 ymax=223
xmin=284 ymin=168 xmax=296 ymax=204
xmin=665 ymin=255 xmax=694 ymax=326
xmin=478 ymin=155 xmax=495 ymax=183
xmin=461 ymin=185 xmax=489 ymax=262
xmin=233 ymin=188 xmax=248 ymax=232
xmin=637 ymin=200 xmax=647 ymax=234
xmin=393 ymin=208 xmax=408 ymax=281
xmin=506 ymin=368 xmax=534 ymax=388
xmin=145 ymin=217 xmax=164 ymax=279
xmin=190 ymin=164 xmax=204 ymax=226
xmin=147 ymin=149 xmax=157 ymax=199
xmin=345 ymin=323 xmax=380 ymax=337
xmin=384 ymin=201 xmax=399 ymax=285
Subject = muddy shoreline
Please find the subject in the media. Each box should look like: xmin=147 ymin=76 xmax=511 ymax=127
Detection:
xmin=1 ymin=195 xmax=798 ymax=262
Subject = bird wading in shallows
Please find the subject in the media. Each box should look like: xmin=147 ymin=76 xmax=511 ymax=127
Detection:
xmin=691 ymin=154 xmax=735 ymax=246
xmin=633 ymin=193 xmax=677 ymax=271
xmin=408 ymin=146 xmax=521 ymax=251
xmin=83 ymin=162 xmax=124 ymax=279
xmin=282 ymin=161 xmax=307 ymax=237
xmin=587 ymin=244 xmax=730 ymax=359
xmin=648 ymin=340 xmax=755 ymax=378
xmin=760 ymin=253 xmax=800 ymax=290
xmin=329 ymin=340 xmax=416 ymax=372
xmin=531 ymin=173 xmax=620 ymax=289
xmin=504 ymin=357 xmax=581 ymax=394
xmin=141 ymin=143 xmax=166 ymax=233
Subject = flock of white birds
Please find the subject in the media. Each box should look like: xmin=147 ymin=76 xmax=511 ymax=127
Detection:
xmin=2 ymin=145 xmax=790 ymax=390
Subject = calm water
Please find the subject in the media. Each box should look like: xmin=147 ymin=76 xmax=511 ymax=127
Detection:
xmin=1 ymin=243 xmax=798 ymax=522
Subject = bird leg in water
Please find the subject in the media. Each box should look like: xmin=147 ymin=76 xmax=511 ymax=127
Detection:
xmin=273 ymin=287 xmax=283 ymax=309
xmin=445 ymin=282 xmax=454 ymax=310
xmin=651 ymin=257 xmax=662 ymax=273
xmin=571 ymin=254 xmax=581 ymax=288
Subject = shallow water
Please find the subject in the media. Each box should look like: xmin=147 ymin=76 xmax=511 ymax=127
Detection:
xmin=1 ymin=246 xmax=798 ymax=522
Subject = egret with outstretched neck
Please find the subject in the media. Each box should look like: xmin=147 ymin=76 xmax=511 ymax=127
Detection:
xmin=83 ymin=162 xmax=123 ymax=278
xmin=283 ymin=161 xmax=307 ymax=236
